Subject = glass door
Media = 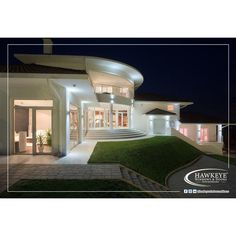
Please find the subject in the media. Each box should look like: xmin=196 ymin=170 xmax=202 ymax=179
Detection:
xmin=34 ymin=109 xmax=52 ymax=154
xmin=14 ymin=107 xmax=33 ymax=154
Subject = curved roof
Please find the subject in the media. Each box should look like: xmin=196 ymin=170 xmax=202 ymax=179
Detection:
xmin=146 ymin=108 xmax=176 ymax=116
xmin=14 ymin=54 xmax=144 ymax=89
xmin=85 ymin=57 xmax=143 ymax=89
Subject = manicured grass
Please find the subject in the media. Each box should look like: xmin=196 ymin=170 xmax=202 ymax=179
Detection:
xmin=0 ymin=179 xmax=152 ymax=198
xmin=89 ymin=136 xmax=202 ymax=185
xmin=208 ymin=154 xmax=236 ymax=166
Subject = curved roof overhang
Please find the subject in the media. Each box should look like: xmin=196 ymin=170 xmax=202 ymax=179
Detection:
xmin=14 ymin=54 xmax=144 ymax=89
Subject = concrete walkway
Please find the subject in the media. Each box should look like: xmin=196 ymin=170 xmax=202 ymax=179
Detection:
xmin=57 ymin=140 xmax=97 ymax=164
xmin=0 ymin=140 xmax=97 ymax=165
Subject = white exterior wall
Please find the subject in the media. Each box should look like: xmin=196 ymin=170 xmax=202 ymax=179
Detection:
xmin=1 ymin=76 xmax=83 ymax=157
xmin=133 ymin=101 xmax=180 ymax=133
xmin=179 ymin=123 xmax=217 ymax=143
xmin=0 ymin=75 xmax=7 ymax=154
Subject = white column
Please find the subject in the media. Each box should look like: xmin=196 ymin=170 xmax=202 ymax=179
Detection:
xmin=165 ymin=116 xmax=170 ymax=135
xmin=80 ymin=102 xmax=84 ymax=142
xmin=109 ymin=103 xmax=113 ymax=130
xmin=196 ymin=124 xmax=201 ymax=144
xmin=128 ymin=106 xmax=131 ymax=129
xmin=149 ymin=116 xmax=154 ymax=135
xmin=217 ymin=124 xmax=222 ymax=143
xmin=175 ymin=120 xmax=180 ymax=131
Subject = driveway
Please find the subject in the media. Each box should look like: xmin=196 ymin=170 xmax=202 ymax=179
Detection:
xmin=167 ymin=155 xmax=236 ymax=198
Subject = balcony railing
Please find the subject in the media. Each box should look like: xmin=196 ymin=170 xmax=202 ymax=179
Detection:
xmin=94 ymin=84 xmax=134 ymax=98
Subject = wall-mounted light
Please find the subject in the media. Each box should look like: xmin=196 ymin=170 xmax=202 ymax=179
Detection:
xmin=110 ymin=94 xmax=115 ymax=99
xmin=110 ymin=100 xmax=114 ymax=104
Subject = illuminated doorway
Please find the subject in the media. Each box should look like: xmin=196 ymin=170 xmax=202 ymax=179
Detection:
xmin=14 ymin=100 xmax=53 ymax=155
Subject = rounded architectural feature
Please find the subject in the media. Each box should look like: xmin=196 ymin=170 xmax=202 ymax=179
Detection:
xmin=85 ymin=57 xmax=144 ymax=89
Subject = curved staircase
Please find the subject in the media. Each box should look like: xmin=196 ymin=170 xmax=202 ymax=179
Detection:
xmin=85 ymin=129 xmax=146 ymax=140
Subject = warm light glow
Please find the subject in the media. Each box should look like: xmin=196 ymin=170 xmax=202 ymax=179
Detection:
xmin=200 ymin=128 xmax=208 ymax=142
xmin=180 ymin=128 xmax=188 ymax=137
xmin=167 ymin=105 xmax=174 ymax=111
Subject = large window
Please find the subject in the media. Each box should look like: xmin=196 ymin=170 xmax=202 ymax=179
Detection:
xmin=200 ymin=128 xmax=208 ymax=142
xmin=88 ymin=104 xmax=129 ymax=129
xmin=179 ymin=128 xmax=188 ymax=137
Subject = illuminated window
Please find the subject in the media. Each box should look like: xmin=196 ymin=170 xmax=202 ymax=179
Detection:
xmin=120 ymin=88 xmax=129 ymax=97
xmin=167 ymin=105 xmax=174 ymax=111
xmin=179 ymin=128 xmax=188 ymax=137
xmin=200 ymin=128 xmax=208 ymax=142
xmin=95 ymin=86 xmax=102 ymax=93
xmin=102 ymin=86 xmax=112 ymax=93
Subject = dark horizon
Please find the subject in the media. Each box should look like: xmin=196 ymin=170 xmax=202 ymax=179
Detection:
xmin=0 ymin=38 xmax=235 ymax=121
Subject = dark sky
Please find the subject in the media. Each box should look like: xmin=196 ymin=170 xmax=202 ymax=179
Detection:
xmin=0 ymin=38 xmax=235 ymax=121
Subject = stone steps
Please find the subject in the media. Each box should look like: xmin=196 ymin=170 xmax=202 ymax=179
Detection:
xmin=120 ymin=166 xmax=178 ymax=198
xmin=86 ymin=129 xmax=146 ymax=140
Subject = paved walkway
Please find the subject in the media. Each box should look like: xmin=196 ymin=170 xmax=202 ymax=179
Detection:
xmin=167 ymin=155 xmax=236 ymax=198
xmin=0 ymin=140 xmax=97 ymax=165
xmin=0 ymin=164 xmax=122 ymax=193
xmin=57 ymin=140 xmax=97 ymax=164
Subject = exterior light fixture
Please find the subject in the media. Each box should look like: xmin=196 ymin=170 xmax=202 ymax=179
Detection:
xmin=110 ymin=94 xmax=115 ymax=99
xmin=110 ymin=100 xmax=114 ymax=104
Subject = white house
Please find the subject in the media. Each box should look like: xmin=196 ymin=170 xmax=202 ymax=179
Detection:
xmin=0 ymin=43 xmax=225 ymax=156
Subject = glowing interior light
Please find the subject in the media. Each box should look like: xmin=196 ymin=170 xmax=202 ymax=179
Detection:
xmin=167 ymin=104 xmax=174 ymax=111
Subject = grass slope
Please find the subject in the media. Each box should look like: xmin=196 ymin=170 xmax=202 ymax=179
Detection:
xmin=0 ymin=179 xmax=152 ymax=198
xmin=89 ymin=136 xmax=202 ymax=185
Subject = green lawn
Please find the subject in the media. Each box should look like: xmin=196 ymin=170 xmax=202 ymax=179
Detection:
xmin=89 ymin=136 xmax=202 ymax=185
xmin=208 ymin=154 xmax=236 ymax=166
xmin=0 ymin=179 xmax=152 ymax=198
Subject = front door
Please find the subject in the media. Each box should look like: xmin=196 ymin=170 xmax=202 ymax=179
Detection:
xmin=14 ymin=107 xmax=52 ymax=155
xmin=34 ymin=109 xmax=52 ymax=154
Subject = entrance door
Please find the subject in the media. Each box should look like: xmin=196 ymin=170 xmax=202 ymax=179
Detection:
xmin=117 ymin=111 xmax=128 ymax=128
xmin=14 ymin=107 xmax=33 ymax=154
xmin=153 ymin=119 xmax=167 ymax=135
xmin=34 ymin=109 xmax=52 ymax=154
xmin=118 ymin=112 xmax=123 ymax=128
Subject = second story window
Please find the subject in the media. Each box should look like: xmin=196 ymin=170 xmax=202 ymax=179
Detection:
xmin=167 ymin=104 xmax=174 ymax=111
xmin=120 ymin=88 xmax=129 ymax=97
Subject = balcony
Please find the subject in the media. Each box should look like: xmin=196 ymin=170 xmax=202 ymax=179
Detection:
xmin=94 ymin=84 xmax=134 ymax=99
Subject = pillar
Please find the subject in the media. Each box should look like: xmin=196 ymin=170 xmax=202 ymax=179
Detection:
xmin=149 ymin=116 xmax=154 ymax=135
xmin=196 ymin=124 xmax=201 ymax=144
xmin=109 ymin=102 xmax=113 ymax=130
xmin=217 ymin=124 xmax=222 ymax=143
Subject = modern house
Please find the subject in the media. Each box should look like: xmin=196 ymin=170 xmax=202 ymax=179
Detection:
xmin=0 ymin=43 xmax=225 ymax=156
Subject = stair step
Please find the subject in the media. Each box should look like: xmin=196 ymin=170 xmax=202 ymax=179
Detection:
xmin=86 ymin=129 xmax=146 ymax=140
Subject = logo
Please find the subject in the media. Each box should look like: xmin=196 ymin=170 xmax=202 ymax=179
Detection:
xmin=184 ymin=168 xmax=228 ymax=187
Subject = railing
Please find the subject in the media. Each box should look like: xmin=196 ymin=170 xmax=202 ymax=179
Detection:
xmin=93 ymin=83 xmax=134 ymax=98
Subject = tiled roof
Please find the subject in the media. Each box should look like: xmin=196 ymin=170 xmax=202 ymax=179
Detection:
xmin=0 ymin=64 xmax=86 ymax=74
xmin=145 ymin=108 xmax=176 ymax=115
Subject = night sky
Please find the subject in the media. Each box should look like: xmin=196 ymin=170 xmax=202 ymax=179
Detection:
xmin=0 ymin=38 xmax=235 ymax=122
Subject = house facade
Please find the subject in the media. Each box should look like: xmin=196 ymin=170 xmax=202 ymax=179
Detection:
xmin=0 ymin=45 xmax=225 ymax=156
